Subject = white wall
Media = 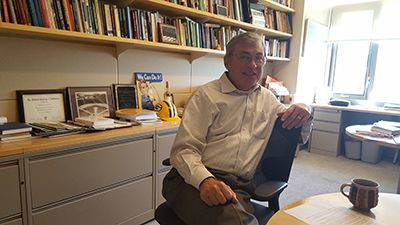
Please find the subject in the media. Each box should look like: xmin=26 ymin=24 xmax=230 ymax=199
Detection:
xmin=0 ymin=36 xmax=224 ymax=122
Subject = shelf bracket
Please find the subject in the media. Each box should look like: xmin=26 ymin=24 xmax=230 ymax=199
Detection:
xmin=115 ymin=44 xmax=131 ymax=57
xmin=189 ymin=52 xmax=209 ymax=62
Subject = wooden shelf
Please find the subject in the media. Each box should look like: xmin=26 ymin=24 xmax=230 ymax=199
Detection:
xmin=258 ymin=0 xmax=295 ymax=13
xmin=0 ymin=22 xmax=225 ymax=59
xmin=132 ymin=0 xmax=292 ymax=38
xmin=266 ymin=56 xmax=290 ymax=62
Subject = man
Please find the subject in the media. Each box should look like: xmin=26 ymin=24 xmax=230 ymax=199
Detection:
xmin=162 ymin=32 xmax=311 ymax=225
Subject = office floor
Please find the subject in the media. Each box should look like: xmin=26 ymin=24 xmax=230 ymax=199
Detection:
xmin=143 ymin=150 xmax=399 ymax=225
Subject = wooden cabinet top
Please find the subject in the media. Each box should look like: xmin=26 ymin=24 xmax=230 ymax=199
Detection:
xmin=0 ymin=121 xmax=179 ymax=158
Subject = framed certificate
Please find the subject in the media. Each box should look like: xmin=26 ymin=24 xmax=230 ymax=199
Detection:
xmin=67 ymin=86 xmax=115 ymax=121
xmin=16 ymin=89 xmax=68 ymax=123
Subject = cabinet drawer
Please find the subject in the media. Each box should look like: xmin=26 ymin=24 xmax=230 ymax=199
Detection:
xmin=314 ymin=109 xmax=341 ymax=122
xmin=158 ymin=133 xmax=175 ymax=171
xmin=32 ymin=177 xmax=153 ymax=225
xmin=156 ymin=171 xmax=168 ymax=208
xmin=30 ymin=138 xmax=153 ymax=208
xmin=313 ymin=120 xmax=340 ymax=133
xmin=310 ymin=130 xmax=339 ymax=154
xmin=0 ymin=218 xmax=23 ymax=225
xmin=0 ymin=164 xmax=21 ymax=219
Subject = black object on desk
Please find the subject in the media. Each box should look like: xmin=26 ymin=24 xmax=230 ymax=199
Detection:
xmin=329 ymin=99 xmax=351 ymax=107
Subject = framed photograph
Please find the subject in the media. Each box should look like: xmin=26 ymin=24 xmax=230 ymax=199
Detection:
xmin=16 ymin=89 xmax=68 ymax=123
xmin=216 ymin=4 xmax=228 ymax=17
xmin=112 ymin=84 xmax=138 ymax=110
xmin=67 ymin=86 xmax=115 ymax=121
xmin=159 ymin=24 xmax=179 ymax=45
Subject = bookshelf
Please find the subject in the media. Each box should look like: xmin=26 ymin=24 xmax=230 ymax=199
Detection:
xmin=258 ymin=0 xmax=295 ymax=13
xmin=0 ymin=0 xmax=294 ymax=61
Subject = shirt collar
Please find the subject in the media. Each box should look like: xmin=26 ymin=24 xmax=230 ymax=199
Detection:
xmin=219 ymin=72 xmax=261 ymax=94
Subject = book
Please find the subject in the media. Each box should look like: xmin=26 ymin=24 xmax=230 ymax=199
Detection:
xmin=75 ymin=116 xmax=114 ymax=126
xmin=134 ymin=72 xmax=164 ymax=110
xmin=0 ymin=131 xmax=32 ymax=141
xmin=0 ymin=122 xmax=32 ymax=135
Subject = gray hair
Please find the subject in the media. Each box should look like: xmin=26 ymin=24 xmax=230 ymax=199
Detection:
xmin=225 ymin=32 xmax=265 ymax=57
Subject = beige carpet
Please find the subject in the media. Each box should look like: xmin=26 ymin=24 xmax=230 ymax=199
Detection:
xmin=144 ymin=151 xmax=399 ymax=224
xmin=280 ymin=150 xmax=399 ymax=207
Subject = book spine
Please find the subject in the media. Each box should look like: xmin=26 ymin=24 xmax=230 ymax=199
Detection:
xmin=125 ymin=6 xmax=132 ymax=39
xmin=27 ymin=0 xmax=39 ymax=26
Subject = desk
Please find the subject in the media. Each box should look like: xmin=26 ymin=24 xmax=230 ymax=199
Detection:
xmin=267 ymin=193 xmax=400 ymax=225
xmin=310 ymin=104 xmax=400 ymax=156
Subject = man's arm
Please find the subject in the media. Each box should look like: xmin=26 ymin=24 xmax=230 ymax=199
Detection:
xmin=170 ymin=90 xmax=237 ymax=206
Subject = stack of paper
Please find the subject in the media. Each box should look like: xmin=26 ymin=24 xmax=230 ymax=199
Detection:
xmin=116 ymin=108 xmax=160 ymax=124
xmin=371 ymin=120 xmax=400 ymax=136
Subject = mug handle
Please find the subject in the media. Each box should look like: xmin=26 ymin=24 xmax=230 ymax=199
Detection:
xmin=340 ymin=183 xmax=351 ymax=199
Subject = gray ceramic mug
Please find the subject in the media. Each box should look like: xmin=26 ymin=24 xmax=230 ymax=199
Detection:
xmin=340 ymin=178 xmax=379 ymax=210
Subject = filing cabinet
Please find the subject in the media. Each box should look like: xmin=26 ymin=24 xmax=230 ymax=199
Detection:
xmin=0 ymin=160 xmax=23 ymax=225
xmin=155 ymin=130 xmax=177 ymax=208
xmin=309 ymin=108 xmax=342 ymax=156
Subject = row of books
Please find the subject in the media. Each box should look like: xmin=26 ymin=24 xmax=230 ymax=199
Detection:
xmin=245 ymin=3 xmax=292 ymax=34
xmin=0 ymin=0 xmax=293 ymax=39
xmin=266 ymin=38 xmax=289 ymax=58
xmin=264 ymin=8 xmax=292 ymax=34
xmin=165 ymin=0 xmax=245 ymax=22
xmin=270 ymin=0 xmax=293 ymax=8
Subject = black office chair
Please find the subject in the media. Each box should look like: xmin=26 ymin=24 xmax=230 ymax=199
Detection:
xmin=155 ymin=118 xmax=301 ymax=225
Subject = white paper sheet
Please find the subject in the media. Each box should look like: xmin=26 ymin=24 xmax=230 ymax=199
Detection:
xmin=285 ymin=201 xmax=383 ymax=225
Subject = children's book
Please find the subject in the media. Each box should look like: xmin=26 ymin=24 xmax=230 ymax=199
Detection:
xmin=134 ymin=72 xmax=164 ymax=110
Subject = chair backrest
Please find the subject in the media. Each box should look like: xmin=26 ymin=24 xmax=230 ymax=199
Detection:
xmin=258 ymin=118 xmax=301 ymax=182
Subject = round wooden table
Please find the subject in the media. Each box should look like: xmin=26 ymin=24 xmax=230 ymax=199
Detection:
xmin=345 ymin=125 xmax=400 ymax=149
xmin=267 ymin=193 xmax=400 ymax=225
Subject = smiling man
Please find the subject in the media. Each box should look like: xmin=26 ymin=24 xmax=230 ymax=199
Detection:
xmin=162 ymin=32 xmax=311 ymax=225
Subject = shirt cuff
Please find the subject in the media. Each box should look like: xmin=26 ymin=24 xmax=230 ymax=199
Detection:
xmin=191 ymin=168 xmax=215 ymax=189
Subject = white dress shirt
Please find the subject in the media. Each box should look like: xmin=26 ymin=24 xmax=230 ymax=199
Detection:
xmin=170 ymin=73 xmax=287 ymax=189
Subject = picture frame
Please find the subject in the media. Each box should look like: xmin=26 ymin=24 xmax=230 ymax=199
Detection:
xmin=16 ymin=89 xmax=68 ymax=123
xmin=67 ymin=86 xmax=115 ymax=121
xmin=112 ymin=84 xmax=138 ymax=110
xmin=159 ymin=24 xmax=179 ymax=45
xmin=216 ymin=4 xmax=228 ymax=17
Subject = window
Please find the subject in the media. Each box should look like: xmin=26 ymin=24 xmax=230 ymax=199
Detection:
xmin=369 ymin=40 xmax=400 ymax=103
xmin=329 ymin=41 xmax=373 ymax=97
xmin=326 ymin=1 xmax=400 ymax=104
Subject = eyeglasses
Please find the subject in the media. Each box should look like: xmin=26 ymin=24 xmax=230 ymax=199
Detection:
xmin=233 ymin=53 xmax=266 ymax=66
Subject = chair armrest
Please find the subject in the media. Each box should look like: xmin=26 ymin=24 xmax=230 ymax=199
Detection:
xmin=162 ymin=158 xmax=171 ymax=166
xmin=251 ymin=181 xmax=287 ymax=201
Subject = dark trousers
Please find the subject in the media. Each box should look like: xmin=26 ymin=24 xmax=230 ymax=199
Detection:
xmin=162 ymin=168 xmax=259 ymax=225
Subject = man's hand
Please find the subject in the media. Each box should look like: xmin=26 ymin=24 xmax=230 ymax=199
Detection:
xmin=199 ymin=177 xmax=238 ymax=206
xmin=279 ymin=104 xmax=311 ymax=129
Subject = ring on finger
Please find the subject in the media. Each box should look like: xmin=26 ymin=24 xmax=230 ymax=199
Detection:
xmin=297 ymin=115 xmax=302 ymax=120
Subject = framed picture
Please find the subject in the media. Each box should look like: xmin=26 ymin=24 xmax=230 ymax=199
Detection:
xmin=216 ymin=4 xmax=228 ymax=17
xmin=159 ymin=24 xmax=179 ymax=45
xmin=16 ymin=89 xmax=68 ymax=123
xmin=67 ymin=86 xmax=115 ymax=121
xmin=112 ymin=84 xmax=138 ymax=110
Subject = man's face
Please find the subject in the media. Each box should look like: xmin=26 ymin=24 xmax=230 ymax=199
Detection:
xmin=224 ymin=41 xmax=265 ymax=91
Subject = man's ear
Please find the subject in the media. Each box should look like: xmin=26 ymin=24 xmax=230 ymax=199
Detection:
xmin=224 ymin=56 xmax=230 ymax=70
